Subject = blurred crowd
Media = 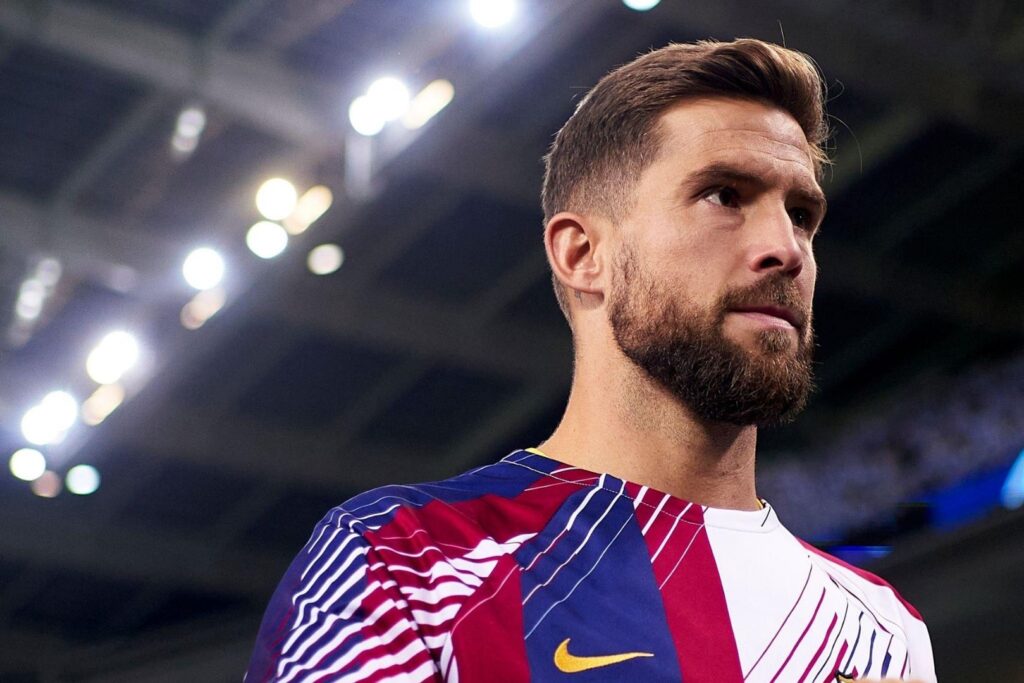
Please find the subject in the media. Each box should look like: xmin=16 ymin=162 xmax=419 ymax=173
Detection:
xmin=760 ymin=352 xmax=1024 ymax=539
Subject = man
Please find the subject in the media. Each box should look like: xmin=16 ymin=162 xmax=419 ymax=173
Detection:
xmin=247 ymin=39 xmax=936 ymax=682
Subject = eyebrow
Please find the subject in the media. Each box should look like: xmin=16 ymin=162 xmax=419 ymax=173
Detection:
xmin=681 ymin=162 xmax=828 ymax=216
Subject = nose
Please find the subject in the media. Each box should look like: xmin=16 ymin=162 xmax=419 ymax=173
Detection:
xmin=746 ymin=203 xmax=804 ymax=278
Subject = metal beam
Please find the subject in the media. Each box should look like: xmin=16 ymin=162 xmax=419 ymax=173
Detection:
xmin=0 ymin=188 xmax=171 ymax=279
xmin=265 ymin=283 xmax=567 ymax=382
xmin=0 ymin=0 xmax=343 ymax=148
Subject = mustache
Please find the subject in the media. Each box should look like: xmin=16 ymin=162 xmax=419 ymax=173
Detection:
xmin=717 ymin=274 xmax=810 ymax=329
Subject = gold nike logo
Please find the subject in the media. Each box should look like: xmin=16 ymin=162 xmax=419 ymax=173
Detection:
xmin=553 ymin=638 xmax=654 ymax=673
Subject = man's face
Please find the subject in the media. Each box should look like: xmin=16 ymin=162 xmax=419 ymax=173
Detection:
xmin=607 ymin=97 xmax=824 ymax=426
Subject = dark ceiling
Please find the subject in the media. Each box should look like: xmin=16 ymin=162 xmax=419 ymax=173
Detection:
xmin=0 ymin=0 xmax=1022 ymax=680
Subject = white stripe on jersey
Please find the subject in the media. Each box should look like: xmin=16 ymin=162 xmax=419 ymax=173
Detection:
xmin=522 ymin=479 xmax=624 ymax=606
xmin=279 ymin=597 xmax=400 ymax=678
xmin=524 ymin=510 xmax=634 ymax=639
xmin=641 ymin=493 xmax=670 ymax=535
xmin=651 ymin=502 xmax=692 ymax=562
xmin=400 ymin=580 xmax=475 ymax=605
xmin=658 ymin=520 xmax=704 ymax=589
xmin=633 ymin=485 xmax=649 ymax=509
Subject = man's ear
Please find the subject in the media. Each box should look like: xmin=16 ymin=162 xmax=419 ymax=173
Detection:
xmin=544 ymin=211 xmax=608 ymax=300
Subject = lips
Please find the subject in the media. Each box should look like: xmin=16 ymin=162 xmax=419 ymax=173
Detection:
xmin=729 ymin=305 xmax=804 ymax=329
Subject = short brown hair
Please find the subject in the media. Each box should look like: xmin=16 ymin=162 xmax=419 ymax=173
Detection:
xmin=542 ymin=39 xmax=830 ymax=320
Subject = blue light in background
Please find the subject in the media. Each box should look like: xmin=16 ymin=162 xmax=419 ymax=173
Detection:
xmin=828 ymin=545 xmax=893 ymax=566
xmin=923 ymin=465 xmax=1010 ymax=529
xmin=1000 ymin=448 xmax=1024 ymax=509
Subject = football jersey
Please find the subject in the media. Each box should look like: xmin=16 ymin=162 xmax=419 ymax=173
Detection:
xmin=246 ymin=449 xmax=936 ymax=682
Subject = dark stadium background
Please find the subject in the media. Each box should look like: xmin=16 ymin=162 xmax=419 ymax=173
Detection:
xmin=0 ymin=0 xmax=1022 ymax=679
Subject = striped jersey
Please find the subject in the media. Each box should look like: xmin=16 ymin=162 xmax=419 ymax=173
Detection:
xmin=246 ymin=449 xmax=936 ymax=682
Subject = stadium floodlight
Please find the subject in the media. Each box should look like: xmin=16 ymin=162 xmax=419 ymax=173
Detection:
xmin=86 ymin=331 xmax=140 ymax=385
xmin=470 ymin=0 xmax=516 ymax=28
xmin=81 ymin=383 xmax=125 ymax=426
xmin=349 ymin=95 xmax=386 ymax=136
xmin=16 ymin=278 xmax=45 ymax=320
xmin=31 ymin=470 xmax=61 ymax=498
xmin=284 ymin=185 xmax=333 ymax=235
xmin=66 ymin=464 xmax=101 ymax=495
xmin=176 ymin=106 xmax=206 ymax=138
xmin=246 ymin=221 xmax=289 ymax=259
xmin=402 ymin=80 xmax=455 ymax=130
xmin=349 ymin=77 xmax=412 ymax=135
xmin=22 ymin=391 xmax=78 ymax=446
xmin=307 ymin=244 xmax=345 ymax=275
xmin=622 ymin=0 xmax=661 ymax=9
xmin=171 ymin=105 xmax=206 ymax=158
xmin=35 ymin=258 xmax=62 ymax=286
xmin=9 ymin=448 xmax=46 ymax=482
xmin=366 ymin=77 xmax=411 ymax=122
xmin=182 ymin=247 xmax=225 ymax=290
xmin=255 ymin=177 xmax=298 ymax=221
xmin=180 ymin=287 xmax=226 ymax=331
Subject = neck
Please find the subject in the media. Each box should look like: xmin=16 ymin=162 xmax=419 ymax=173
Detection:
xmin=539 ymin=348 xmax=760 ymax=511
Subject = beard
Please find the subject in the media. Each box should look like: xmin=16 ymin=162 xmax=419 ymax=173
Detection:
xmin=608 ymin=244 xmax=815 ymax=427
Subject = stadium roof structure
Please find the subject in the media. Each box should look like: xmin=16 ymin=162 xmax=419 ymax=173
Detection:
xmin=0 ymin=0 xmax=1022 ymax=679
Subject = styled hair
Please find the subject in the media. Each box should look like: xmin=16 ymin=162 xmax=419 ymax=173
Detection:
xmin=542 ymin=39 xmax=830 ymax=320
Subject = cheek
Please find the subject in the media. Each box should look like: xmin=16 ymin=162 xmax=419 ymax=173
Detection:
xmin=802 ymin=251 xmax=818 ymax=300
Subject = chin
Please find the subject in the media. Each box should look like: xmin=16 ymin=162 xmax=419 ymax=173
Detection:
xmin=727 ymin=328 xmax=795 ymax=355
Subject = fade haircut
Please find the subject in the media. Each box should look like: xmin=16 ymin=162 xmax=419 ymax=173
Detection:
xmin=542 ymin=39 xmax=830 ymax=321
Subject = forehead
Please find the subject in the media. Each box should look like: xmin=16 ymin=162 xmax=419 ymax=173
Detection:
xmin=655 ymin=97 xmax=817 ymax=180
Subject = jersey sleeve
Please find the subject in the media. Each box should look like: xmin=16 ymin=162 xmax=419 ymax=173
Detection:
xmin=902 ymin=611 xmax=937 ymax=683
xmin=245 ymin=516 xmax=439 ymax=683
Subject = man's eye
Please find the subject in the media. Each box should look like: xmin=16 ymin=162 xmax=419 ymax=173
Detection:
xmin=789 ymin=207 xmax=814 ymax=230
xmin=704 ymin=187 xmax=740 ymax=207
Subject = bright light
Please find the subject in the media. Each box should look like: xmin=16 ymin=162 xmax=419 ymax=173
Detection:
xmin=66 ymin=464 xmax=101 ymax=495
xmin=86 ymin=331 xmax=140 ymax=384
xmin=35 ymin=258 xmax=62 ymax=286
xmin=284 ymin=186 xmax=333 ymax=235
xmin=349 ymin=95 xmax=386 ymax=136
xmin=180 ymin=287 xmax=226 ymax=330
xmin=15 ymin=297 xmax=42 ymax=321
xmin=622 ymin=0 xmax=661 ymax=10
xmin=367 ymin=77 xmax=411 ymax=121
xmin=19 ymin=279 xmax=44 ymax=307
xmin=182 ymin=247 xmax=225 ymax=290
xmin=307 ymin=244 xmax=344 ymax=275
xmin=349 ymin=78 xmax=411 ymax=136
xmin=82 ymin=383 xmax=125 ymax=426
xmin=31 ymin=470 xmax=61 ymax=498
xmin=43 ymin=391 xmax=78 ymax=428
xmin=255 ymin=177 xmax=298 ymax=221
xmin=470 ymin=0 xmax=517 ymax=27
xmin=22 ymin=391 xmax=78 ymax=446
xmin=171 ymin=134 xmax=199 ymax=155
xmin=9 ymin=448 xmax=46 ymax=481
xmin=21 ymin=406 xmax=53 ymax=445
xmin=171 ymin=105 xmax=206 ymax=159
xmin=402 ymin=80 xmax=455 ymax=130
xmin=246 ymin=221 xmax=289 ymax=259
xmin=176 ymin=106 xmax=206 ymax=138
xmin=16 ymin=278 xmax=45 ymax=320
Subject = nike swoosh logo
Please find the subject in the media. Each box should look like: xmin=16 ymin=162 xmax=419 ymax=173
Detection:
xmin=553 ymin=638 xmax=654 ymax=673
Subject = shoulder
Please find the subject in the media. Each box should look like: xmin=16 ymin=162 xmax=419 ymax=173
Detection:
xmin=795 ymin=538 xmax=924 ymax=623
xmin=322 ymin=456 xmax=550 ymax=539
xmin=300 ymin=453 xmax=564 ymax=577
